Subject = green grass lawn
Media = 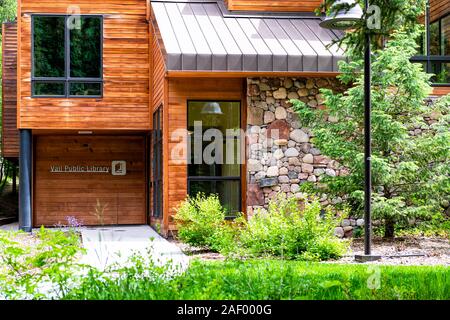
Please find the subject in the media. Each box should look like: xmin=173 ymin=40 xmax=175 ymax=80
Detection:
xmin=65 ymin=259 xmax=449 ymax=300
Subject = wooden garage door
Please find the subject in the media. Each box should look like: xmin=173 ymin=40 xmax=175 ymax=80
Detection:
xmin=34 ymin=135 xmax=146 ymax=227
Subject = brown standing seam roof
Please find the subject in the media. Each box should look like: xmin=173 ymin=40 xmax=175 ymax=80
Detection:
xmin=151 ymin=0 xmax=345 ymax=72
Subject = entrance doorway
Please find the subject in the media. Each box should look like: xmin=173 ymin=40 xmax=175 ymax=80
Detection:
xmin=33 ymin=135 xmax=147 ymax=227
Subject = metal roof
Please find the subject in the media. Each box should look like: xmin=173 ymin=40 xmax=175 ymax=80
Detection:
xmin=152 ymin=0 xmax=345 ymax=72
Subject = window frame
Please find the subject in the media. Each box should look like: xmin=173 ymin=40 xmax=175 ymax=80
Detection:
xmin=412 ymin=3 xmax=450 ymax=86
xmin=187 ymin=100 xmax=243 ymax=219
xmin=151 ymin=106 xmax=164 ymax=219
xmin=31 ymin=14 xmax=104 ymax=98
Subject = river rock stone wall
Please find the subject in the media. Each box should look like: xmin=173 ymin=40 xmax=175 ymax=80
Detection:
xmin=246 ymin=77 xmax=351 ymax=237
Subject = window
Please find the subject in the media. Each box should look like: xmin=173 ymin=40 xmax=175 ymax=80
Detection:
xmin=32 ymin=15 xmax=102 ymax=97
xmin=412 ymin=2 xmax=449 ymax=85
xmin=152 ymin=107 xmax=163 ymax=218
xmin=188 ymin=101 xmax=242 ymax=217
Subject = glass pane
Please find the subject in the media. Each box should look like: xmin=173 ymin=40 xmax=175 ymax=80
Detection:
xmin=70 ymin=17 xmax=101 ymax=78
xmin=189 ymin=180 xmax=241 ymax=216
xmin=442 ymin=15 xmax=449 ymax=55
xmin=431 ymin=62 xmax=450 ymax=84
xmin=430 ymin=21 xmax=440 ymax=55
xmin=69 ymin=82 xmax=102 ymax=96
xmin=33 ymin=82 xmax=65 ymax=96
xmin=416 ymin=30 xmax=426 ymax=55
xmin=188 ymin=102 xmax=241 ymax=177
xmin=33 ymin=16 xmax=65 ymax=77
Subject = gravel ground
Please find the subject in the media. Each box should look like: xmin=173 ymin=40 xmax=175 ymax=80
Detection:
xmin=336 ymin=236 xmax=450 ymax=266
xmin=171 ymin=237 xmax=450 ymax=266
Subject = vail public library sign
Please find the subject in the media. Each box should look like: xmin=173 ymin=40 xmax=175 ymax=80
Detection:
xmin=49 ymin=161 xmax=127 ymax=176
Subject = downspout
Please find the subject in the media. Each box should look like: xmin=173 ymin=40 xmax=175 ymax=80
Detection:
xmin=19 ymin=129 xmax=32 ymax=232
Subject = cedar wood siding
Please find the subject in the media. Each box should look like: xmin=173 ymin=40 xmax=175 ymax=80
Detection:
xmin=33 ymin=135 xmax=147 ymax=226
xmin=2 ymin=23 xmax=19 ymax=158
xmin=430 ymin=0 xmax=449 ymax=23
xmin=17 ymin=0 xmax=151 ymax=130
xmin=225 ymin=0 xmax=323 ymax=12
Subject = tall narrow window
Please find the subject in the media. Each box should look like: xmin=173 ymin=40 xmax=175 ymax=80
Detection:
xmin=152 ymin=107 xmax=163 ymax=218
xmin=32 ymin=15 xmax=102 ymax=97
xmin=188 ymin=101 xmax=241 ymax=217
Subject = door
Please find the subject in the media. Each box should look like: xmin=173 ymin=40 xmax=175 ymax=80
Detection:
xmin=34 ymin=135 xmax=146 ymax=227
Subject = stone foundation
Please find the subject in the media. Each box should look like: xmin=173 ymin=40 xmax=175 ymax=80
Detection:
xmin=246 ymin=77 xmax=345 ymax=215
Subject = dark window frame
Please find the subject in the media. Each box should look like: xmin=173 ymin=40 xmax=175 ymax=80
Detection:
xmin=187 ymin=100 xmax=242 ymax=218
xmin=31 ymin=14 xmax=104 ymax=98
xmin=412 ymin=2 xmax=449 ymax=86
xmin=152 ymin=106 xmax=164 ymax=219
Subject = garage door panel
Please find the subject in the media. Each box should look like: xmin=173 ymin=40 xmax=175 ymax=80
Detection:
xmin=34 ymin=135 xmax=147 ymax=227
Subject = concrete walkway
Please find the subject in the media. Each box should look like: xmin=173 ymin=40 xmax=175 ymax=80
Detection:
xmin=79 ymin=225 xmax=189 ymax=271
xmin=0 ymin=222 xmax=18 ymax=231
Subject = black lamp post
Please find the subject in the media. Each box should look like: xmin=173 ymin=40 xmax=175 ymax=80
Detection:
xmin=320 ymin=0 xmax=381 ymax=262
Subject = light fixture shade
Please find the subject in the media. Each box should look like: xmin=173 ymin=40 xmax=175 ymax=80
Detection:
xmin=320 ymin=0 xmax=363 ymax=30
xmin=201 ymin=102 xmax=223 ymax=115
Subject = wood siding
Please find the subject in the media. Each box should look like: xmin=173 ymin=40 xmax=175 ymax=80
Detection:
xmin=164 ymin=78 xmax=244 ymax=232
xmin=150 ymin=18 xmax=165 ymax=113
xmin=225 ymin=0 xmax=323 ymax=12
xmin=2 ymin=23 xmax=19 ymax=158
xmin=34 ymin=135 xmax=147 ymax=227
xmin=432 ymin=86 xmax=450 ymax=96
xmin=18 ymin=0 xmax=150 ymax=130
xmin=430 ymin=0 xmax=449 ymax=23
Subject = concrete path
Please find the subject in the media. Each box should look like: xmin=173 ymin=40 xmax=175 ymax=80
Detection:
xmin=0 ymin=222 xmax=18 ymax=231
xmin=79 ymin=225 xmax=189 ymax=271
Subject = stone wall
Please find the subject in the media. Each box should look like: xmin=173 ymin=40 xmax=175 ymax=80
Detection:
xmin=246 ymin=77 xmax=353 ymax=237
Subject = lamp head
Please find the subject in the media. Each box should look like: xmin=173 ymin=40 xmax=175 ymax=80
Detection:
xmin=320 ymin=0 xmax=363 ymax=30
xmin=201 ymin=102 xmax=223 ymax=115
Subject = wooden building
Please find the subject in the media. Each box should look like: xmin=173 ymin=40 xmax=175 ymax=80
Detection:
xmin=1 ymin=0 xmax=449 ymax=235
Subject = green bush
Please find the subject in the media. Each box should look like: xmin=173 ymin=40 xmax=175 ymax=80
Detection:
xmin=0 ymin=227 xmax=83 ymax=299
xmin=175 ymin=193 xmax=349 ymax=261
xmin=240 ymin=195 xmax=348 ymax=260
xmin=174 ymin=193 xmax=228 ymax=248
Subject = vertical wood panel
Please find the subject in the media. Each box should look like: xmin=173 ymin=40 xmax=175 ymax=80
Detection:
xmin=2 ymin=23 xmax=19 ymax=158
xmin=18 ymin=0 xmax=150 ymax=130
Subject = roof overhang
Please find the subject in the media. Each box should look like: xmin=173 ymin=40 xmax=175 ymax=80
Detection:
xmin=151 ymin=0 xmax=346 ymax=73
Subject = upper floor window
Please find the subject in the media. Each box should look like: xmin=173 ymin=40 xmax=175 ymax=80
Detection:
xmin=32 ymin=15 xmax=102 ymax=97
xmin=413 ymin=2 xmax=449 ymax=85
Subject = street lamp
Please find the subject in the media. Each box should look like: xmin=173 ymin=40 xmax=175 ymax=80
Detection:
xmin=320 ymin=0 xmax=381 ymax=262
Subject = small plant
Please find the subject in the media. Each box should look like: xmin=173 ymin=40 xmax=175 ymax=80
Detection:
xmin=91 ymin=199 xmax=108 ymax=226
xmin=66 ymin=216 xmax=83 ymax=228
xmin=239 ymin=195 xmax=349 ymax=261
xmin=174 ymin=193 xmax=227 ymax=248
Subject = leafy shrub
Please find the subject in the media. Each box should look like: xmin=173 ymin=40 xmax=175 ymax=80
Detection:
xmin=175 ymin=193 xmax=349 ymax=260
xmin=239 ymin=195 xmax=348 ymax=260
xmin=174 ymin=193 xmax=228 ymax=248
xmin=0 ymin=227 xmax=83 ymax=299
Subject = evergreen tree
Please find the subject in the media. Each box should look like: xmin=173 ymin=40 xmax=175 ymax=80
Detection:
xmin=292 ymin=27 xmax=450 ymax=238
